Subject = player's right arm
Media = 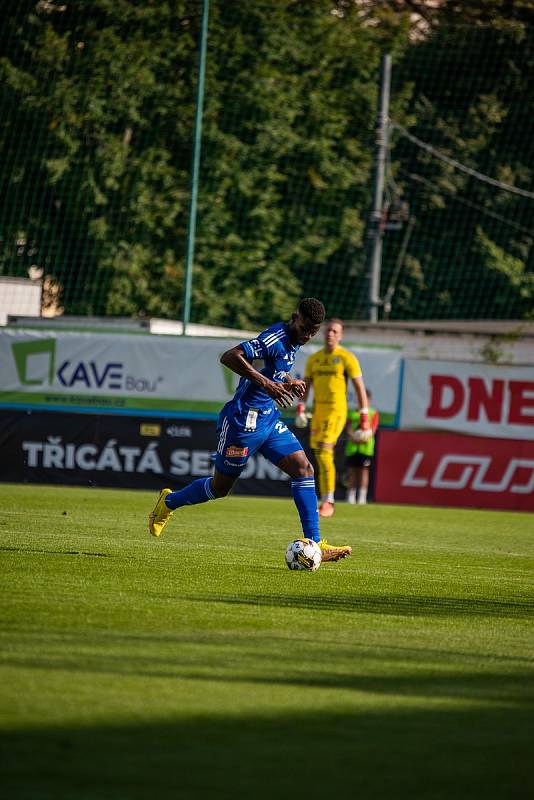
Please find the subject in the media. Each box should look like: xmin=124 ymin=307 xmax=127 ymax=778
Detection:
xmin=220 ymin=345 xmax=295 ymax=408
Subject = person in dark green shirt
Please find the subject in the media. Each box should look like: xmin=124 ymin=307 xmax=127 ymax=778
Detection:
xmin=344 ymin=391 xmax=379 ymax=505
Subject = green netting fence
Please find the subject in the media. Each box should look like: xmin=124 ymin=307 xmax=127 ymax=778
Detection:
xmin=1 ymin=1 xmax=533 ymax=329
xmin=386 ymin=21 xmax=534 ymax=321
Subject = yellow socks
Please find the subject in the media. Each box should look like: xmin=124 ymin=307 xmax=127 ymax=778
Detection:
xmin=314 ymin=447 xmax=336 ymax=499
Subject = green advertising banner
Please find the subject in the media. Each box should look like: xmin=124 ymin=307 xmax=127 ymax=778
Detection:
xmin=0 ymin=328 xmax=401 ymax=423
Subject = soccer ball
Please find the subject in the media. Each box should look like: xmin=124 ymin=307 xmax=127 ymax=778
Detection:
xmin=285 ymin=538 xmax=322 ymax=572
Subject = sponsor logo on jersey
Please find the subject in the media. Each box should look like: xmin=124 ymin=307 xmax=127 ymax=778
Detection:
xmin=225 ymin=445 xmax=249 ymax=458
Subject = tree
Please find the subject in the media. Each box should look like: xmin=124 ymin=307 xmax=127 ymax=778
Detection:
xmin=0 ymin=0 xmax=410 ymax=327
xmin=1 ymin=0 xmax=198 ymax=317
xmin=187 ymin=0 xmax=409 ymax=326
xmin=382 ymin=2 xmax=534 ymax=319
xmin=3 ymin=0 xmax=530 ymax=326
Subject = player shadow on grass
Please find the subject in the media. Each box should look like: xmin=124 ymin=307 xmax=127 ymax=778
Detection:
xmin=3 ymin=649 xmax=533 ymax=707
xmin=173 ymin=592 xmax=534 ymax=620
xmin=3 ymin=704 xmax=533 ymax=800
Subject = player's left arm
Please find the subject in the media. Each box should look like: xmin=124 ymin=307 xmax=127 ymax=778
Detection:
xmin=350 ymin=375 xmax=370 ymax=431
xmin=344 ymin=351 xmax=369 ymax=425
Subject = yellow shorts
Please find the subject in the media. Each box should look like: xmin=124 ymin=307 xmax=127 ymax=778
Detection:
xmin=310 ymin=408 xmax=346 ymax=449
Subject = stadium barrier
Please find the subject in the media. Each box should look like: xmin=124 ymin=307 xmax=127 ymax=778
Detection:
xmin=375 ymin=431 xmax=534 ymax=512
xmin=0 ymin=409 xmax=309 ymax=497
xmin=0 ymin=327 xmax=401 ymax=424
xmin=0 ymin=327 xmax=397 ymax=498
xmin=1 ymin=328 xmax=533 ymax=509
xmin=375 ymin=357 xmax=534 ymax=511
xmin=398 ymin=358 xmax=534 ymax=440
xmin=4 ymin=404 xmax=532 ymax=511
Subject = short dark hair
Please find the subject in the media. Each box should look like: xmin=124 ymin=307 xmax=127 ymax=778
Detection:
xmin=328 ymin=317 xmax=344 ymax=330
xmin=298 ymin=297 xmax=326 ymax=325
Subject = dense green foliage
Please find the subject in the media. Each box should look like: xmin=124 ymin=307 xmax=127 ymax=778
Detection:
xmin=0 ymin=1 xmax=533 ymax=326
xmin=387 ymin=7 xmax=534 ymax=319
xmin=0 ymin=0 xmax=198 ymax=317
xmin=1 ymin=483 xmax=533 ymax=798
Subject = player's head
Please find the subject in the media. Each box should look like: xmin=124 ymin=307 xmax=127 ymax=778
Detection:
xmin=325 ymin=318 xmax=343 ymax=351
xmin=289 ymin=297 xmax=325 ymax=345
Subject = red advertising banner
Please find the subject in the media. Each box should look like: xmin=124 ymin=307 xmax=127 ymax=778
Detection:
xmin=375 ymin=431 xmax=534 ymax=511
xmin=400 ymin=359 xmax=534 ymax=441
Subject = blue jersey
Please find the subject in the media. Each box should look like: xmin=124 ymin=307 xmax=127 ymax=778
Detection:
xmin=232 ymin=321 xmax=299 ymax=412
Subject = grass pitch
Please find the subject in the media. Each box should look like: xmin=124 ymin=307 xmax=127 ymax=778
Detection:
xmin=1 ymin=483 xmax=533 ymax=799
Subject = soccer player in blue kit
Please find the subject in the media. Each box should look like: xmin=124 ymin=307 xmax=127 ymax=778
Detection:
xmin=149 ymin=298 xmax=352 ymax=562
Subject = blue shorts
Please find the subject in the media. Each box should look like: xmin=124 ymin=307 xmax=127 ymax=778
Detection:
xmin=215 ymin=402 xmax=304 ymax=476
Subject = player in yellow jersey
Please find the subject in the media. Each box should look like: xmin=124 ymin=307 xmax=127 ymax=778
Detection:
xmin=295 ymin=318 xmax=370 ymax=517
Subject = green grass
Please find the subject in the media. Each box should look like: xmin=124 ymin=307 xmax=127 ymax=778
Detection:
xmin=1 ymin=483 xmax=533 ymax=799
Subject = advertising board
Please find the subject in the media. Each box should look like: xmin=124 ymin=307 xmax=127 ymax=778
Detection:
xmin=399 ymin=359 xmax=534 ymax=440
xmin=0 ymin=409 xmax=299 ymax=497
xmin=0 ymin=328 xmax=401 ymax=422
xmin=375 ymin=430 xmax=534 ymax=511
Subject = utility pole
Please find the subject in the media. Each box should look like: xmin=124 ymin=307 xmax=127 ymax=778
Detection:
xmin=367 ymin=53 xmax=391 ymax=323
xmin=182 ymin=0 xmax=209 ymax=335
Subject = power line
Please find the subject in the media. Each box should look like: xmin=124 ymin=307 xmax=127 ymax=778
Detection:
xmin=391 ymin=120 xmax=534 ymax=200
xmin=397 ymin=168 xmax=534 ymax=238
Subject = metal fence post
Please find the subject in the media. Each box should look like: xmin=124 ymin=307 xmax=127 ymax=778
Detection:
xmin=368 ymin=53 xmax=391 ymax=323
xmin=182 ymin=0 xmax=209 ymax=335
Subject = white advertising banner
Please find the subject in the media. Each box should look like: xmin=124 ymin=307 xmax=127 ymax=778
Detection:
xmin=400 ymin=358 xmax=534 ymax=440
xmin=297 ymin=342 xmax=401 ymax=425
xmin=0 ymin=328 xmax=401 ymax=419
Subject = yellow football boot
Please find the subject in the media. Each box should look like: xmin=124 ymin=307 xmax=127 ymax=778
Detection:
xmin=319 ymin=539 xmax=352 ymax=562
xmin=148 ymin=488 xmax=173 ymax=537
